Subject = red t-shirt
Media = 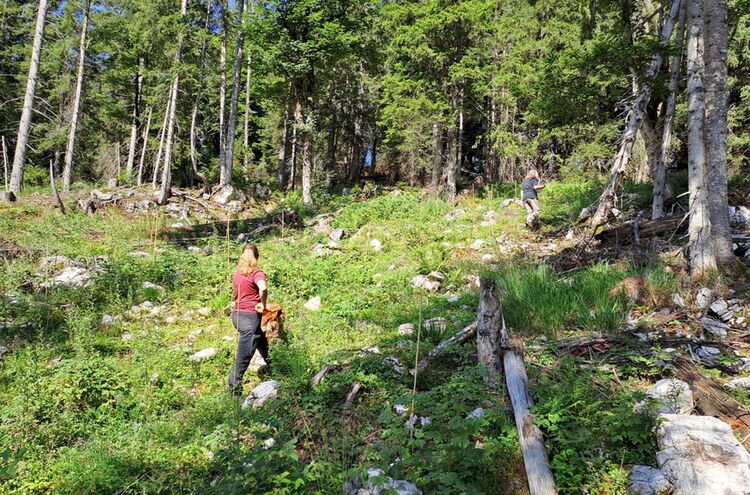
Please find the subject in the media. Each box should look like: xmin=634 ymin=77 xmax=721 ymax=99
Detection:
xmin=233 ymin=269 xmax=266 ymax=313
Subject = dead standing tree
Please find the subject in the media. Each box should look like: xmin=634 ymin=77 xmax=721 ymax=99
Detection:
xmin=582 ymin=0 xmax=683 ymax=234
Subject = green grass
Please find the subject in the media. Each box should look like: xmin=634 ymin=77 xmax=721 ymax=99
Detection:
xmin=0 ymin=181 xmax=666 ymax=494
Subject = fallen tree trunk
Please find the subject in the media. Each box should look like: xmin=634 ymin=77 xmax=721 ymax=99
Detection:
xmin=594 ymin=213 xmax=686 ymax=245
xmin=343 ymin=381 xmax=362 ymax=411
xmin=415 ymin=321 xmax=477 ymax=372
xmin=673 ymin=359 xmax=750 ymax=448
xmin=501 ymin=327 xmax=559 ymax=495
xmin=478 ymin=279 xmax=557 ymax=495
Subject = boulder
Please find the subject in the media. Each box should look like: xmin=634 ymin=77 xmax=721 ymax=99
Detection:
xmin=641 ymin=379 xmax=694 ymax=415
xmin=91 ymin=189 xmax=113 ymax=202
xmin=695 ymin=288 xmax=714 ymax=309
xmin=47 ymin=266 xmax=92 ymax=288
xmin=701 ymin=317 xmax=730 ymax=339
xmin=397 ymin=323 xmax=414 ymax=336
xmin=729 ymin=205 xmax=750 ymax=228
xmin=411 ymin=272 xmax=445 ymax=292
xmin=242 ymin=380 xmax=280 ymax=410
xmin=106 ymin=178 xmax=118 ymax=188
xmin=370 ymin=239 xmax=383 ymax=252
xmin=213 ymin=185 xmax=242 ymax=206
xmin=102 ymin=314 xmax=115 ymax=326
xmin=190 ymin=348 xmax=218 ymax=362
xmin=344 ymin=468 xmax=421 ymax=495
xmin=466 ymin=407 xmax=485 ymax=421
xmin=330 ymin=228 xmax=347 ymax=242
xmin=628 ymin=465 xmax=673 ymax=495
xmin=255 ymin=183 xmax=271 ymax=198
xmin=142 ymin=281 xmax=164 ymax=292
xmin=187 ymin=246 xmax=201 ymax=255
xmin=444 ymin=209 xmax=465 ymax=222
xmin=709 ymin=299 xmax=737 ymax=323
xmin=304 ymin=296 xmax=321 ymax=312
xmin=470 ymin=239 xmax=485 ymax=250
xmin=656 ymin=414 xmax=750 ymax=494
xmin=725 ymin=377 xmax=750 ymax=390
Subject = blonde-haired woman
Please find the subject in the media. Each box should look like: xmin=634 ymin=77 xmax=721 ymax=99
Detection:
xmin=522 ymin=169 xmax=545 ymax=229
xmin=228 ymin=243 xmax=269 ymax=396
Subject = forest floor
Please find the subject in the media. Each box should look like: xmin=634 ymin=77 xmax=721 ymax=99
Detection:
xmin=1 ymin=178 xmax=749 ymax=495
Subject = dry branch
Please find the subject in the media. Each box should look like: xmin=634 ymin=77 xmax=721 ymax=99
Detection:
xmin=415 ymin=321 xmax=477 ymax=372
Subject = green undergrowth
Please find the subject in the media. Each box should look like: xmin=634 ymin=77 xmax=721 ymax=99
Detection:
xmin=0 ymin=182 xmax=671 ymax=494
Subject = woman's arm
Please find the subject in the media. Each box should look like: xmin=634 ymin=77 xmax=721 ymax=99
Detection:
xmin=256 ymin=279 xmax=268 ymax=312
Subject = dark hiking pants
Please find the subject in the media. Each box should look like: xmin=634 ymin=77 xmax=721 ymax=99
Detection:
xmin=228 ymin=311 xmax=269 ymax=395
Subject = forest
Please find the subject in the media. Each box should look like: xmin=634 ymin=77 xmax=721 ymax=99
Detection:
xmin=2 ymin=0 xmax=750 ymax=494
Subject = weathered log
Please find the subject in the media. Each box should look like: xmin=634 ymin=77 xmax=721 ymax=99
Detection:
xmin=502 ymin=327 xmax=558 ymax=494
xmin=478 ymin=278 xmax=503 ymax=383
xmin=594 ymin=213 xmax=686 ymax=245
xmin=310 ymin=364 xmax=341 ymax=387
xmin=415 ymin=321 xmax=477 ymax=372
xmin=673 ymin=359 xmax=750 ymax=449
xmin=343 ymin=381 xmax=362 ymax=411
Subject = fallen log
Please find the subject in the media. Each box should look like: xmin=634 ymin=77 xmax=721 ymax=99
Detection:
xmin=310 ymin=364 xmax=341 ymax=387
xmin=343 ymin=381 xmax=363 ymax=411
xmin=594 ymin=213 xmax=686 ymax=245
xmin=478 ymin=278 xmax=557 ymax=495
xmin=415 ymin=321 xmax=477 ymax=372
xmin=673 ymin=359 xmax=750 ymax=449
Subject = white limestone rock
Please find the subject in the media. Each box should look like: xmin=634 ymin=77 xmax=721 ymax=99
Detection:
xmin=656 ymin=414 xmax=750 ymax=494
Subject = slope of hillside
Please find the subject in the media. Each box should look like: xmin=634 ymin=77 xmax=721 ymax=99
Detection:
xmin=1 ymin=182 xmax=734 ymax=494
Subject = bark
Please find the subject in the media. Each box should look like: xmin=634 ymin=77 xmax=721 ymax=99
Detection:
xmin=62 ymin=0 xmax=90 ymax=192
xmin=703 ymin=0 xmax=734 ymax=269
xmin=477 ymin=279 xmax=503 ymax=382
xmin=277 ymin=104 xmax=289 ymax=189
xmin=136 ymin=108 xmax=152 ymax=186
xmin=653 ymin=2 xmax=687 ymax=219
xmin=49 ymin=160 xmax=65 ymax=214
xmin=126 ymin=57 xmax=144 ymax=178
xmin=219 ymin=0 xmax=245 ymax=187
xmin=585 ymin=0 xmax=682 ymax=231
xmin=431 ymin=122 xmax=444 ymax=192
xmin=243 ymin=51 xmax=252 ymax=169
xmin=445 ymin=124 xmax=458 ymax=205
xmin=289 ymin=115 xmax=298 ymax=191
xmin=189 ymin=2 xmax=211 ymax=191
xmin=637 ymin=115 xmax=661 ymax=183
xmin=686 ymin=0 xmax=715 ymax=275
xmin=219 ymin=0 xmax=228 ymax=169
xmin=2 ymin=136 xmax=9 ymax=192
xmin=301 ymin=112 xmax=313 ymax=205
xmin=503 ymin=334 xmax=559 ymax=495
xmin=152 ymin=96 xmax=172 ymax=187
xmin=8 ymin=0 xmax=49 ymax=199
xmin=157 ymin=0 xmax=189 ymax=205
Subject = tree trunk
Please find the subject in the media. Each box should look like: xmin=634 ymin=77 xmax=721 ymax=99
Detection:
xmin=703 ymin=0 xmax=733 ymax=269
xmin=278 ymin=104 xmax=289 ymax=190
xmin=686 ymin=0 xmax=715 ymax=276
xmin=8 ymin=0 xmax=49 ymax=199
xmin=477 ymin=279 xmax=503 ymax=382
xmin=243 ymin=51 xmax=252 ymax=169
xmin=301 ymin=110 xmax=313 ymax=205
xmin=49 ymin=160 xmax=65 ymax=214
xmin=289 ymin=115 xmax=298 ymax=191
xmin=637 ymin=115 xmax=661 ymax=183
xmin=189 ymin=2 xmax=211 ymax=192
xmin=431 ymin=122 xmax=444 ymax=192
xmin=653 ymin=2 xmax=687 ymax=219
xmin=219 ymin=0 xmax=228 ymax=171
xmin=61 ymin=0 xmax=90 ymax=192
xmin=136 ymin=108 xmax=152 ymax=186
xmin=2 ymin=136 xmax=8 ymax=193
xmin=126 ymin=57 xmax=144 ymax=179
xmin=445 ymin=123 xmax=458 ymax=205
xmin=219 ymin=0 xmax=245 ymax=187
xmin=157 ymin=0 xmax=188 ymax=205
xmin=152 ymin=96 xmax=172 ymax=187
xmin=585 ymin=0 xmax=682 ymax=231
